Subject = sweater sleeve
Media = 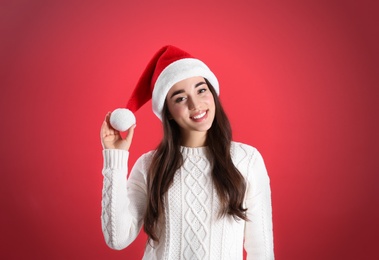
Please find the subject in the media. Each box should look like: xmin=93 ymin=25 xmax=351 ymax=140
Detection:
xmin=101 ymin=149 xmax=148 ymax=250
xmin=244 ymin=149 xmax=274 ymax=260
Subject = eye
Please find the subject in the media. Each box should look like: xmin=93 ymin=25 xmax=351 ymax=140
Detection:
xmin=198 ymin=88 xmax=207 ymax=94
xmin=175 ymin=97 xmax=186 ymax=103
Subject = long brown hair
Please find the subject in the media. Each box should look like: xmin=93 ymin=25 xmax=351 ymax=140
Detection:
xmin=143 ymin=79 xmax=247 ymax=242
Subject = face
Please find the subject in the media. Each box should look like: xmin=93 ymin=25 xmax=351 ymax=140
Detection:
xmin=166 ymin=76 xmax=215 ymax=142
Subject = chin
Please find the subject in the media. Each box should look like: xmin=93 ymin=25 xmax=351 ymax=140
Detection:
xmin=197 ymin=124 xmax=213 ymax=132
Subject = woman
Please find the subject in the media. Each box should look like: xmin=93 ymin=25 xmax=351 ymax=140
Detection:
xmin=100 ymin=45 xmax=274 ymax=259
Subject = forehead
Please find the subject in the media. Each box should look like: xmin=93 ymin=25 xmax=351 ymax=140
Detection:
xmin=168 ymin=76 xmax=205 ymax=93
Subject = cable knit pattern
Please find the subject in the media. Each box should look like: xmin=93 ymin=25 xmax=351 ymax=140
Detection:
xmin=101 ymin=142 xmax=274 ymax=259
xmin=182 ymin=147 xmax=210 ymax=259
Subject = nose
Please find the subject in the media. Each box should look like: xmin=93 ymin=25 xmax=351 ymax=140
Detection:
xmin=187 ymin=96 xmax=199 ymax=110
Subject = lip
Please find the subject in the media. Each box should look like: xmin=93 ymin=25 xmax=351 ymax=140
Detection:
xmin=190 ymin=110 xmax=208 ymax=122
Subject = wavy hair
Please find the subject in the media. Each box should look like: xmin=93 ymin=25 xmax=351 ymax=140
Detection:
xmin=143 ymin=79 xmax=247 ymax=242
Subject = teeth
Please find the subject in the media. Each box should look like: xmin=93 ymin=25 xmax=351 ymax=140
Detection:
xmin=193 ymin=112 xmax=206 ymax=119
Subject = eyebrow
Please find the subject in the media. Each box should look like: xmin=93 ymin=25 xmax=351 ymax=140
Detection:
xmin=170 ymin=81 xmax=207 ymax=98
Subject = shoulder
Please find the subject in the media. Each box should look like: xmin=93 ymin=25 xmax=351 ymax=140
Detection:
xmin=136 ymin=150 xmax=155 ymax=165
xmin=138 ymin=149 xmax=156 ymax=160
xmin=230 ymin=141 xmax=266 ymax=178
xmin=231 ymin=141 xmax=259 ymax=159
xmin=132 ymin=149 xmax=156 ymax=173
xmin=128 ymin=150 xmax=156 ymax=184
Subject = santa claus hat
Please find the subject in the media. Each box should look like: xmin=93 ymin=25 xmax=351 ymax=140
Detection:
xmin=110 ymin=45 xmax=219 ymax=131
xmin=133 ymin=44 xmax=219 ymax=116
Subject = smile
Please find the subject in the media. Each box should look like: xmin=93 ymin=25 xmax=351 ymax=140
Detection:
xmin=191 ymin=111 xmax=207 ymax=120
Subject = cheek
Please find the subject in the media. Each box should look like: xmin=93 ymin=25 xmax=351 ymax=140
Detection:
xmin=168 ymin=103 xmax=184 ymax=118
xmin=205 ymin=94 xmax=215 ymax=107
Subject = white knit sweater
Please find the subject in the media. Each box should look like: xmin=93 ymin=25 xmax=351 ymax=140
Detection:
xmin=101 ymin=141 xmax=274 ymax=259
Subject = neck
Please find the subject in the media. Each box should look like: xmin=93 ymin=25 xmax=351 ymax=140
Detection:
xmin=180 ymin=130 xmax=207 ymax=147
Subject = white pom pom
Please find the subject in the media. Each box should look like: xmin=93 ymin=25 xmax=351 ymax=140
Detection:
xmin=109 ymin=108 xmax=136 ymax=132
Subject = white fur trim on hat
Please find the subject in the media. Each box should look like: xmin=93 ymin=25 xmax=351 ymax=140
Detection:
xmin=152 ymin=58 xmax=219 ymax=120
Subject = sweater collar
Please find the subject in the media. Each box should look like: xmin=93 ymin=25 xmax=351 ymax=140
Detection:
xmin=180 ymin=146 xmax=209 ymax=156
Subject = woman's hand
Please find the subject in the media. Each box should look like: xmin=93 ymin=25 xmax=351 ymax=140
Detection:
xmin=100 ymin=112 xmax=136 ymax=151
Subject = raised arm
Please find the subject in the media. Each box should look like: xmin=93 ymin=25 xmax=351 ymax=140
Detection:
xmin=101 ymin=150 xmax=148 ymax=250
xmin=100 ymin=112 xmax=146 ymax=250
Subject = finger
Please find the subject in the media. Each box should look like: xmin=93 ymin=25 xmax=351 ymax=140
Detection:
xmin=100 ymin=120 xmax=108 ymax=139
xmin=125 ymin=124 xmax=136 ymax=146
xmin=100 ymin=120 xmax=110 ymax=148
xmin=105 ymin=111 xmax=120 ymax=133
xmin=101 ymin=112 xmax=113 ymax=138
xmin=105 ymin=112 xmax=111 ymax=124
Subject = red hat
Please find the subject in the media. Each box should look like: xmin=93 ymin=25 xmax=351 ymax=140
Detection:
xmin=127 ymin=45 xmax=219 ymax=120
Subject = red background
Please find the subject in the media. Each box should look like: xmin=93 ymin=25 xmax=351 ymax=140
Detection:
xmin=1 ymin=1 xmax=378 ymax=259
